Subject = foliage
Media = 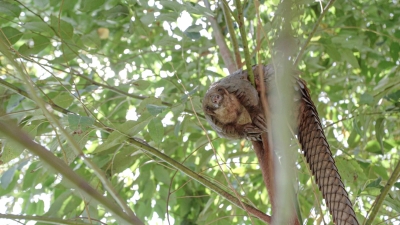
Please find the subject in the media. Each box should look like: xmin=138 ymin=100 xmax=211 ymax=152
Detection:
xmin=0 ymin=0 xmax=399 ymax=224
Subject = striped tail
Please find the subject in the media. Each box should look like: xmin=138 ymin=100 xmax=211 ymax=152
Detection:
xmin=296 ymin=78 xmax=358 ymax=225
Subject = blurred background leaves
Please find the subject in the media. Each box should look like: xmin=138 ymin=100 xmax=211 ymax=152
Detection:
xmin=0 ymin=0 xmax=399 ymax=224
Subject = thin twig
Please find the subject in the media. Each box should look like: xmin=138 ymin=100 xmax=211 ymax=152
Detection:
xmin=234 ymin=0 xmax=256 ymax=86
xmin=0 ymin=213 xmax=91 ymax=225
xmin=221 ymin=0 xmax=241 ymax=68
xmin=127 ymin=137 xmax=272 ymax=223
xmin=0 ymin=63 xmax=272 ymax=225
xmin=365 ymin=158 xmax=400 ymax=225
xmin=0 ymin=39 xmax=139 ymax=222
xmin=294 ymin=0 xmax=336 ymax=67
xmin=204 ymin=0 xmax=236 ymax=73
xmin=0 ymin=119 xmax=143 ymax=225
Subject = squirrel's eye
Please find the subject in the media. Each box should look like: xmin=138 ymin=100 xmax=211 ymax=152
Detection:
xmin=217 ymin=88 xmax=222 ymax=92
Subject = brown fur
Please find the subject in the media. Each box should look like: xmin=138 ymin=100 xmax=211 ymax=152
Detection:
xmin=203 ymin=65 xmax=359 ymax=225
xmin=202 ymin=76 xmax=267 ymax=140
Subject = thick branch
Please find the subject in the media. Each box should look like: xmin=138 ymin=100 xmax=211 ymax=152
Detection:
xmin=0 ymin=119 xmax=143 ymax=225
xmin=128 ymin=137 xmax=271 ymax=223
xmin=0 ymin=39 xmax=138 ymax=222
xmin=0 ymin=65 xmax=272 ymax=224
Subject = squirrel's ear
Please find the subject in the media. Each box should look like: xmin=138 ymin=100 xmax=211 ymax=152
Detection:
xmin=222 ymin=88 xmax=230 ymax=95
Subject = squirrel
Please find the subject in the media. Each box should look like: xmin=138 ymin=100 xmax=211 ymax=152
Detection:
xmin=202 ymin=69 xmax=267 ymax=140
xmin=202 ymin=65 xmax=359 ymax=225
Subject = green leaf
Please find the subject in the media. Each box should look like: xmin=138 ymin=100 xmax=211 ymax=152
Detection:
xmin=366 ymin=177 xmax=382 ymax=188
xmin=23 ymin=21 xmax=52 ymax=34
xmin=156 ymin=12 xmax=179 ymax=22
xmin=341 ymin=49 xmax=359 ymax=68
xmin=22 ymin=162 xmax=41 ymax=190
xmin=63 ymin=132 xmax=89 ymax=163
xmin=184 ymin=31 xmax=200 ymax=40
xmin=81 ymin=31 xmax=101 ymax=48
xmin=131 ymin=80 xmax=151 ymax=91
xmin=377 ymin=61 xmax=395 ymax=70
xmin=45 ymin=190 xmax=73 ymax=216
xmin=359 ymin=93 xmax=374 ymax=105
xmin=332 ymin=34 xmax=363 ymax=50
xmin=148 ymin=118 xmax=164 ymax=143
xmin=0 ymin=165 xmax=17 ymax=189
xmin=383 ymin=196 xmax=400 ymax=214
xmin=347 ymin=130 xmax=360 ymax=148
xmin=22 ymin=123 xmax=38 ymax=138
xmin=50 ymin=15 xmax=74 ymax=40
xmin=81 ymin=0 xmax=106 ymax=12
xmin=171 ymin=103 xmax=185 ymax=117
xmin=50 ymin=43 xmax=80 ymax=63
xmin=34 ymin=0 xmax=49 ymax=8
xmin=184 ymin=25 xmax=202 ymax=33
xmin=335 ymin=157 xmax=367 ymax=190
xmin=155 ymin=35 xmax=179 ymax=46
xmin=365 ymin=140 xmax=383 ymax=155
xmin=160 ymin=1 xmax=184 ymax=11
xmin=0 ymin=1 xmax=21 ymax=18
xmin=34 ymin=200 xmax=45 ymax=215
xmin=0 ymin=27 xmax=23 ymax=44
xmin=52 ymin=93 xmax=73 ymax=108
xmin=18 ymin=35 xmax=50 ymax=55
xmin=112 ymin=146 xmax=141 ymax=173
xmin=325 ymin=46 xmax=342 ymax=62
xmin=390 ymin=42 xmax=399 ymax=61
xmin=121 ymin=114 xmax=153 ymax=136
xmin=185 ymin=3 xmax=213 ymax=16
xmin=140 ymin=13 xmax=155 ymax=26
xmin=92 ymin=131 xmax=126 ymax=154
xmin=136 ymin=97 xmax=162 ymax=115
xmin=146 ymin=104 xmax=167 ymax=116
xmin=375 ymin=117 xmax=385 ymax=153
xmin=190 ymin=96 xmax=203 ymax=113
xmin=103 ymin=5 xmax=130 ymax=19
xmin=174 ymin=120 xmax=181 ymax=136
xmin=371 ymin=165 xmax=389 ymax=180
xmin=67 ymin=114 xmax=94 ymax=132
xmin=6 ymin=94 xmax=24 ymax=112
xmin=1 ymin=141 xmax=24 ymax=163
xmin=130 ymin=20 xmax=150 ymax=35
xmin=153 ymin=166 xmax=170 ymax=184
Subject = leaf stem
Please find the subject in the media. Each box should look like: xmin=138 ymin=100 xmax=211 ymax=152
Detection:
xmin=221 ymin=0 xmax=241 ymax=68
xmin=294 ymin=0 xmax=336 ymax=67
xmin=204 ymin=0 xmax=236 ymax=73
xmin=365 ymin=158 xmax=400 ymax=225
xmin=235 ymin=0 xmax=256 ymax=86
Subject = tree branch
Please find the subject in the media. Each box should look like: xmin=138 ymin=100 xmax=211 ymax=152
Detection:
xmin=0 ymin=39 xmax=138 ymax=222
xmin=293 ymin=0 xmax=336 ymax=67
xmin=127 ymin=137 xmax=272 ymax=223
xmin=365 ymin=158 xmax=400 ymax=225
xmin=0 ymin=119 xmax=143 ymax=225
xmin=0 ymin=56 xmax=272 ymax=224
xmin=234 ymin=0 xmax=256 ymax=86
xmin=204 ymin=0 xmax=236 ymax=73
xmin=221 ymin=0 xmax=241 ymax=68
